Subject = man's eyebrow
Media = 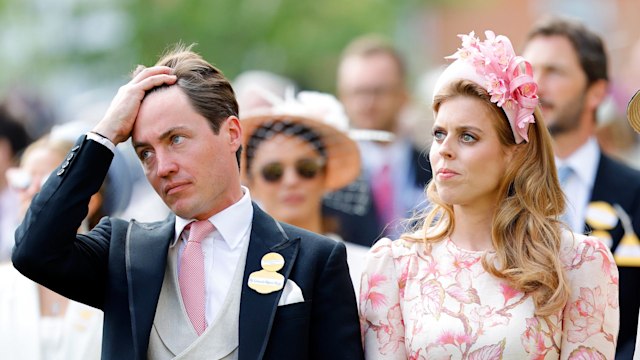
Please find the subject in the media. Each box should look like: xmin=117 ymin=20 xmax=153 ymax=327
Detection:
xmin=133 ymin=126 xmax=188 ymax=150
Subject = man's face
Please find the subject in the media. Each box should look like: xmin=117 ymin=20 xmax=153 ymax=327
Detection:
xmin=132 ymin=86 xmax=242 ymax=220
xmin=523 ymin=35 xmax=588 ymax=136
xmin=337 ymin=53 xmax=407 ymax=133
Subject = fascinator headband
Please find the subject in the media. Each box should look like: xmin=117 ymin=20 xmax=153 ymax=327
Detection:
xmin=433 ymin=31 xmax=539 ymax=143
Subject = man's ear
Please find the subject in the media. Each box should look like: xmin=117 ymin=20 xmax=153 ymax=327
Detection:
xmin=226 ymin=116 xmax=243 ymax=152
xmin=586 ymin=79 xmax=608 ymax=111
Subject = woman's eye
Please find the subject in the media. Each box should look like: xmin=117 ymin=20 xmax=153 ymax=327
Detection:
xmin=461 ymin=133 xmax=476 ymax=143
xmin=433 ymin=130 xmax=445 ymax=141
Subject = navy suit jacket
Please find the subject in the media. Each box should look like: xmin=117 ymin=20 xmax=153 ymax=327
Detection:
xmin=589 ymin=153 xmax=640 ymax=359
xmin=12 ymin=136 xmax=364 ymax=360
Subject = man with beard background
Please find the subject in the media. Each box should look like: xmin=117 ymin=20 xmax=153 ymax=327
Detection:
xmin=523 ymin=16 xmax=640 ymax=359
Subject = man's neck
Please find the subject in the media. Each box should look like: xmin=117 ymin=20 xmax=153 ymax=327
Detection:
xmin=196 ymin=184 xmax=245 ymax=220
xmin=552 ymin=124 xmax=595 ymax=160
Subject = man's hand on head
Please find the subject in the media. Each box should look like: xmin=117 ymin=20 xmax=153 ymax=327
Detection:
xmin=92 ymin=65 xmax=177 ymax=145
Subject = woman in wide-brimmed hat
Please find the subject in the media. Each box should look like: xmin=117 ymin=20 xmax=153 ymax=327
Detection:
xmin=241 ymin=91 xmax=367 ymax=290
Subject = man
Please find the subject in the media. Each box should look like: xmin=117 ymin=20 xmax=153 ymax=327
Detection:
xmin=324 ymin=35 xmax=431 ymax=247
xmin=523 ymin=17 xmax=640 ymax=359
xmin=12 ymin=45 xmax=363 ymax=360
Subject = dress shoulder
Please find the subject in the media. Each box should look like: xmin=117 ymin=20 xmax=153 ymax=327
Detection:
xmin=369 ymin=236 xmax=425 ymax=259
xmin=360 ymin=237 xmax=413 ymax=359
xmin=559 ymin=230 xmax=617 ymax=277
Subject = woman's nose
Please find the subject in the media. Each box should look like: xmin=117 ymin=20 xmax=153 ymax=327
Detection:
xmin=280 ymin=166 xmax=300 ymax=186
xmin=437 ymin=137 xmax=455 ymax=159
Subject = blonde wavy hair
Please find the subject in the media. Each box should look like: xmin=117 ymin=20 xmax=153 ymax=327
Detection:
xmin=403 ymin=80 xmax=569 ymax=317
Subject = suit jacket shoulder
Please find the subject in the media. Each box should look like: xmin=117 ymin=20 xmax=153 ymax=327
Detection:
xmin=592 ymin=153 xmax=640 ymax=199
xmin=591 ymin=153 xmax=640 ymax=358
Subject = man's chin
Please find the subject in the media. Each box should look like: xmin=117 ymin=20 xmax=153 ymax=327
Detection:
xmin=167 ymin=201 xmax=193 ymax=220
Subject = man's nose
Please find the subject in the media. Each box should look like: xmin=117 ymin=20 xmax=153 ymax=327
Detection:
xmin=156 ymin=152 xmax=178 ymax=177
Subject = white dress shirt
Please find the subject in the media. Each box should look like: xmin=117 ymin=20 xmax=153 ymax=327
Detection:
xmin=172 ymin=187 xmax=253 ymax=325
xmin=556 ymin=137 xmax=599 ymax=232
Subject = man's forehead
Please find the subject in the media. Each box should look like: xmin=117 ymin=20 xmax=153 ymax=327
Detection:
xmin=525 ymin=37 xmax=581 ymax=69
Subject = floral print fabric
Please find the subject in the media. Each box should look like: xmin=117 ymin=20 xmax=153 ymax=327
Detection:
xmin=359 ymin=233 xmax=619 ymax=359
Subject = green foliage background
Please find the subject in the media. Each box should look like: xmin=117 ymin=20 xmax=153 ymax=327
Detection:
xmin=128 ymin=0 xmax=412 ymax=91
xmin=0 ymin=0 xmax=447 ymax=114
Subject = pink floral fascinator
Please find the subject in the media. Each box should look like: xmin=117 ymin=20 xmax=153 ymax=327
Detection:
xmin=433 ymin=31 xmax=539 ymax=144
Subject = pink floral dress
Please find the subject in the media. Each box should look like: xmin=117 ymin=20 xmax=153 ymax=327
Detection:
xmin=359 ymin=232 xmax=619 ymax=359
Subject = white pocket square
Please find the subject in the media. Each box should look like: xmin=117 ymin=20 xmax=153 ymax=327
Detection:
xmin=277 ymin=279 xmax=304 ymax=306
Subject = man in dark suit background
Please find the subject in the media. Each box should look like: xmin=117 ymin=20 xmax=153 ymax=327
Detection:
xmin=324 ymin=35 xmax=432 ymax=247
xmin=523 ymin=17 xmax=640 ymax=359
xmin=12 ymin=45 xmax=363 ymax=360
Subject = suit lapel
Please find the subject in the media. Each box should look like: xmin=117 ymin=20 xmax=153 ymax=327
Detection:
xmin=125 ymin=215 xmax=175 ymax=359
xmin=239 ymin=203 xmax=300 ymax=360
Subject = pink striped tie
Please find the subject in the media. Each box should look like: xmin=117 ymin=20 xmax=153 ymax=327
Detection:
xmin=179 ymin=220 xmax=214 ymax=335
xmin=372 ymin=164 xmax=394 ymax=227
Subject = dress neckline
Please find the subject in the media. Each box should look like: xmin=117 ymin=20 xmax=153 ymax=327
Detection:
xmin=445 ymin=237 xmax=496 ymax=255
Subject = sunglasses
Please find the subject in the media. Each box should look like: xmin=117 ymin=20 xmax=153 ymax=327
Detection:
xmin=259 ymin=158 xmax=325 ymax=183
xmin=5 ymin=168 xmax=49 ymax=192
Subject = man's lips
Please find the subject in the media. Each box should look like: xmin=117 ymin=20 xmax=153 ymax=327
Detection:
xmin=164 ymin=181 xmax=190 ymax=196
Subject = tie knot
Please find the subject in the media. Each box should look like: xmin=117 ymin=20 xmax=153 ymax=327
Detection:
xmin=187 ymin=220 xmax=214 ymax=244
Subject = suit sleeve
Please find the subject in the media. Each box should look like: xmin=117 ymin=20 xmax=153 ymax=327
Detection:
xmin=309 ymin=240 xmax=364 ymax=360
xmin=12 ymin=136 xmax=114 ymax=308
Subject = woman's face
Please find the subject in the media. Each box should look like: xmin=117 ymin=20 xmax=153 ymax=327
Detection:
xmin=248 ymin=133 xmax=326 ymax=225
xmin=430 ymin=95 xmax=514 ymax=211
xmin=14 ymin=147 xmax=65 ymax=217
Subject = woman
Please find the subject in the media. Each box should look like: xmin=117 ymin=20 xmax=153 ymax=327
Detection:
xmin=359 ymin=31 xmax=619 ymax=359
xmin=241 ymin=91 xmax=368 ymax=290
xmin=0 ymin=136 xmax=104 ymax=360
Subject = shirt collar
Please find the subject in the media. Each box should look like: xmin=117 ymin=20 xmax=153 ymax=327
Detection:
xmin=358 ymin=139 xmax=410 ymax=172
xmin=172 ymin=186 xmax=253 ymax=249
xmin=555 ymin=137 xmax=600 ymax=188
